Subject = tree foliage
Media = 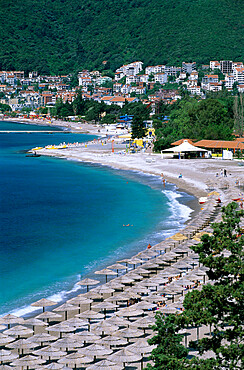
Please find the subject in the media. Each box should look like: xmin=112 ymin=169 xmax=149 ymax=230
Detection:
xmin=147 ymin=314 xmax=188 ymax=370
xmin=0 ymin=0 xmax=243 ymax=74
xmin=148 ymin=203 xmax=244 ymax=369
xmin=153 ymin=97 xmax=234 ymax=152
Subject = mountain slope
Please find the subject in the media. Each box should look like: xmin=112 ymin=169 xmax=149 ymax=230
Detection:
xmin=0 ymin=0 xmax=243 ymax=74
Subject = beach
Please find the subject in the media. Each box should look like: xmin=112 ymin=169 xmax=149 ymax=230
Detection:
xmin=1 ymin=118 xmax=243 ymax=368
xmin=7 ymin=116 xmax=242 ymax=202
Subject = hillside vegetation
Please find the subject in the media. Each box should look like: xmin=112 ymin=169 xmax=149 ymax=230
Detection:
xmin=0 ymin=0 xmax=243 ymax=74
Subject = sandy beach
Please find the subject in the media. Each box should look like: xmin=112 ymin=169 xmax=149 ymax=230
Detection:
xmin=6 ymin=116 xmax=242 ymax=202
xmin=1 ymin=118 xmax=243 ymax=368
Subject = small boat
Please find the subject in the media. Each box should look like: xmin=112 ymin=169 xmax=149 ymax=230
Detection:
xmin=199 ymin=197 xmax=208 ymax=204
xmin=26 ymin=152 xmax=41 ymax=157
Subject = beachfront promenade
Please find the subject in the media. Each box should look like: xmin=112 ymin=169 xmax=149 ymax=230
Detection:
xmin=1 ymin=193 xmax=242 ymax=369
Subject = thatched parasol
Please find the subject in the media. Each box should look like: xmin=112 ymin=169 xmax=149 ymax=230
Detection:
xmin=58 ymin=352 xmax=93 ymax=367
xmin=3 ymin=325 xmax=33 ymax=339
xmin=78 ymin=343 xmax=112 ymax=360
xmin=93 ymin=301 xmax=118 ymax=316
xmin=11 ymin=354 xmax=45 ymax=368
xmin=52 ymin=337 xmax=84 ymax=350
xmin=90 ymin=320 xmax=119 ymax=336
xmin=97 ymin=335 xmax=127 ymax=348
xmin=115 ymin=327 xmax=144 ymax=341
xmin=77 ymin=278 xmax=100 ymax=292
xmin=108 ymin=348 xmax=142 ymax=366
xmin=76 ymin=309 xmax=104 ymax=323
xmin=53 ymin=303 xmax=80 ymax=320
xmin=26 ymin=333 xmax=58 ymax=346
xmin=36 ymin=311 xmax=62 ymax=323
xmin=74 ymin=331 xmax=100 ymax=344
xmin=33 ymin=346 xmax=67 ymax=360
xmin=0 ymin=334 xmax=15 ymax=346
xmin=86 ymin=359 xmax=123 ymax=370
xmin=0 ymin=314 xmax=24 ymax=329
xmin=31 ymin=298 xmax=57 ymax=312
xmin=0 ymin=350 xmax=18 ymax=364
xmin=95 ymin=269 xmax=117 ymax=283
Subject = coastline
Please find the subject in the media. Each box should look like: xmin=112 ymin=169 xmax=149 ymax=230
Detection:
xmin=1 ymin=119 xmax=244 ymax=368
xmin=3 ymin=118 xmax=244 ymax=317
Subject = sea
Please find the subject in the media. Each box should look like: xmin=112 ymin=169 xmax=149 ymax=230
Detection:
xmin=0 ymin=120 xmax=196 ymax=317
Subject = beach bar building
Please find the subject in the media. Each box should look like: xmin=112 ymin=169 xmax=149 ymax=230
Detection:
xmin=194 ymin=139 xmax=244 ymax=157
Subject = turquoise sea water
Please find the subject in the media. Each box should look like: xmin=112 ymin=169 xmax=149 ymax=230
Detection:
xmin=0 ymin=121 xmax=194 ymax=316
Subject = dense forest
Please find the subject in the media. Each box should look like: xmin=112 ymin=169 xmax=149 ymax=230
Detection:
xmin=0 ymin=0 xmax=243 ymax=74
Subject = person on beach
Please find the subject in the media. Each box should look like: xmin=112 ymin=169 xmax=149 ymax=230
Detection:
xmin=224 ymin=169 xmax=227 ymax=177
xmin=179 ymin=173 xmax=182 ymax=178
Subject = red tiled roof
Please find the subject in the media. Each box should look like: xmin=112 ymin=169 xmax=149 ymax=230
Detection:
xmin=194 ymin=140 xmax=244 ymax=150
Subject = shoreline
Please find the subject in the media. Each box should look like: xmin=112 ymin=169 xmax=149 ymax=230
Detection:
xmin=2 ymin=119 xmax=244 ymax=318
xmin=6 ymin=165 xmax=198 ymax=319
xmin=1 ymin=120 xmax=244 ymax=367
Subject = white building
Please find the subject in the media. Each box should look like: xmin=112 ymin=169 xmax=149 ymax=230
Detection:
xmin=116 ymin=61 xmax=143 ymax=77
xmin=225 ymin=74 xmax=235 ymax=89
xmin=233 ymin=67 xmax=244 ymax=84
xmin=154 ymin=73 xmax=168 ymax=84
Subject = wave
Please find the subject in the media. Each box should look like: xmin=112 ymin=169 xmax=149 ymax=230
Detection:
xmin=4 ymin=277 xmax=82 ymax=318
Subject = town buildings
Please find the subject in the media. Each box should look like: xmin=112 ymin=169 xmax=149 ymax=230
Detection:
xmin=0 ymin=58 xmax=243 ymax=113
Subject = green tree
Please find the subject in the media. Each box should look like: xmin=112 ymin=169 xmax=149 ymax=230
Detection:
xmin=131 ymin=114 xmax=147 ymax=139
xmin=72 ymin=89 xmax=85 ymax=115
xmin=148 ymin=202 xmax=244 ymax=369
xmin=233 ymin=94 xmax=244 ymax=137
xmin=147 ymin=314 xmax=188 ymax=370
xmin=0 ymin=102 xmax=11 ymax=112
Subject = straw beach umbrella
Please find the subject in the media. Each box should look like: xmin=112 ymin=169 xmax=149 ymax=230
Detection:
xmin=108 ymin=348 xmax=142 ymax=367
xmin=76 ymin=310 xmax=104 ymax=323
xmin=130 ymin=315 xmax=155 ymax=329
xmin=33 ymin=346 xmax=67 ymax=361
xmin=0 ymin=365 xmax=14 ymax=370
xmin=42 ymin=363 xmax=65 ymax=369
xmin=31 ymin=298 xmax=57 ymax=312
xmin=128 ymin=337 xmax=156 ymax=355
xmin=93 ymin=286 xmax=115 ymax=296
xmin=26 ymin=333 xmax=58 ymax=346
xmin=0 ymin=350 xmax=18 ymax=365
xmin=106 ymin=315 xmax=130 ymax=328
xmin=77 ymin=278 xmax=100 ymax=292
xmin=74 ymin=331 xmax=100 ymax=344
xmin=97 ymin=335 xmax=127 ymax=348
xmin=11 ymin=354 xmax=45 ymax=369
xmin=52 ymin=337 xmax=84 ymax=351
xmin=24 ymin=317 xmax=48 ymax=332
xmin=0 ymin=335 xmax=15 ymax=346
xmin=115 ymin=328 xmax=144 ymax=342
xmin=3 ymin=325 xmax=33 ymax=339
xmin=78 ymin=343 xmax=112 ymax=360
xmin=64 ymin=317 xmax=89 ymax=328
xmin=93 ymin=301 xmax=118 ymax=317
xmin=95 ymin=269 xmax=117 ymax=283
xmin=7 ymin=338 xmax=38 ymax=355
xmin=90 ymin=321 xmax=119 ymax=336
xmin=0 ymin=315 xmax=24 ymax=329
xmin=116 ymin=307 xmax=144 ymax=319
xmin=107 ymin=263 xmax=128 ymax=275
xmin=53 ymin=303 xmax=80 ymax=320
xmin=67 ymin=296 xmax=93 ymax=311
xmin=46 ymin=322 xmax=76 ymax=338
xmin=86 ymin=359 xmax=123 ymax=370
xmin=58 ymin=352 xmax=93 ymax=368
xmin=36 ymin=311 xmax=62 ymax=323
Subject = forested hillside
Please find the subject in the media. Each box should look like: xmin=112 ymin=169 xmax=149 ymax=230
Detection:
xmin=0 ymin=0 xmax=243 ymax=74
